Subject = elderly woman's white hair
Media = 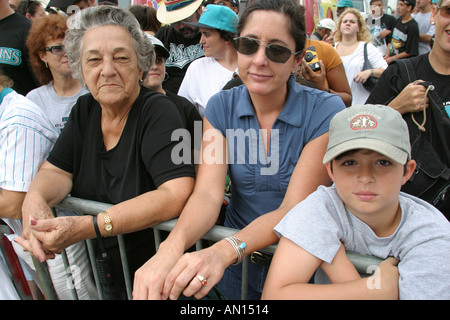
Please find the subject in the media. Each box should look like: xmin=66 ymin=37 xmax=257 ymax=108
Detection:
xmin=64 ymin=5 xmax=154 ymax=83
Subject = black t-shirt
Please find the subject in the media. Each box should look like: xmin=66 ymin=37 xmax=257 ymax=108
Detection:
xmin=166 ymin=90 xmax=202 ymax=152
xmin=366 ymin=53 xmax=450 ymax=112
xmin=48 ymin=87 xmax=195 ymax=292
xmin=367 ymin=14 xmax=396 ymax=49
xmin=0 ymin=13 xmax=38 ymax=95
xmin=389 ymin=17 xmax=419 ymax=56
xmin=156 ymin=25 xmax=204 ymax=94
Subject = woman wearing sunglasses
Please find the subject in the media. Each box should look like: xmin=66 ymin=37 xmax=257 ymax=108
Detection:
xmin=134 ymin=0 xmax=345 ymax=300
xmin=26 ymin=13 xmax=89 ymax=133
xmin=366 ymin=0 xmax=450 ymax=213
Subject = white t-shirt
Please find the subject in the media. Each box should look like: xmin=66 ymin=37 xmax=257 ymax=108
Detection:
xmin=413 ymin=11 xmax=435 ymax=55
xmin=178 ymin=57 xmax=237 ymax=117
xmin=336 ymin=41 xmax=388 ymax=105
xmin=26 ymin=82 xmax=89 ymax=133
xmin=275 ymin=185 xmax=450 ymax=300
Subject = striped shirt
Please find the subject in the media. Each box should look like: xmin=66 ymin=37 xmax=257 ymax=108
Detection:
xmin=0 ymin=89 xmax=59 ymax=192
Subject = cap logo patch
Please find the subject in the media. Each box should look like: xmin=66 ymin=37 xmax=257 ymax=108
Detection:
xmin=350 ymin=115 xmax=377 ymax=130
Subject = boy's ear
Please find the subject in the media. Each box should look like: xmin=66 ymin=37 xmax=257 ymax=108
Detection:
xmin=325 ymin=162 xmax=335 ymax=182
xmin=402 ymin=159 xmax=417 ymax=185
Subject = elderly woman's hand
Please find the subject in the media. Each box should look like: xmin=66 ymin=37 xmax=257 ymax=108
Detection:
xmin=16 ymin=213 xmax=91 ymax=262
xmin=17 ymin=195 xmax=56 ymax=262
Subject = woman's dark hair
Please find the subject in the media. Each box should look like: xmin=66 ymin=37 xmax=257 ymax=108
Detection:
xmin=17 ymin=0 xmax=42 ymax=17
xmin=236 ymin=0 xmax=306 ymax=53
xmin=128 ymin=4 xmax=161 ymax=34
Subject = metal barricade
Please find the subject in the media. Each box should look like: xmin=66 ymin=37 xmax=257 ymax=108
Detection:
xmin=29 ymin=196 xmax=381 ymax=300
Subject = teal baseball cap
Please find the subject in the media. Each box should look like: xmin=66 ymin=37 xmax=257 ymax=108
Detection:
xmin=334 ymin=0 xmax=354 ymax=7
xmin=185 ymin=4 xmax=238 ymax=33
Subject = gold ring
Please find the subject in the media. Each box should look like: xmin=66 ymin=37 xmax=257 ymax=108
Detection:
xmin=196 ymin=275 xmax=207 ymax=287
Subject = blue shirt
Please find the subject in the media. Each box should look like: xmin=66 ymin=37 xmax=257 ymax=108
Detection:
xmin=204 ymin=76 xmax=345 ymax=229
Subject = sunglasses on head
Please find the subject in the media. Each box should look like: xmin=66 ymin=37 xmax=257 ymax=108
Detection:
xmin=438 ymin=5 xmax=450 ymax=18
xmin=233 ymin=37 xmax=301 ymax=64
xmin=43 ymin=45 xmax=65 ymax=55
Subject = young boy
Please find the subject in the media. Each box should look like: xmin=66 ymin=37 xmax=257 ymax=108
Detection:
xmin=262 ymin=104 xmax=450 ymax=300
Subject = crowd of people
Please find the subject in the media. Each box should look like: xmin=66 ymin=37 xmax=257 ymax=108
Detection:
xmin=1 ymin=0 xmax=449 ymax=301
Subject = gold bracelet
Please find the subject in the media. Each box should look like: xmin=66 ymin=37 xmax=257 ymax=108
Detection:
xmin=100 ymin=211 xmax=113 ymax=237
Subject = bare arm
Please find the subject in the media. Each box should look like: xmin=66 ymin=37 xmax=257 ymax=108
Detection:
xmin=17 ymin=161 xmax=194 ymax=261
xmin=0 ymin=189 xmax=26 ymax=219
xmin=325 ymin=64 xmax=353 ymax=107
xmin=262 ymin=237 xmax=399 ymax=300
xmin=133 ymin=118 xmax=228 ymax=299
xmin=299 ymin=60 xmax=352 ymax=107
xmin=159 ymin=133 xmax=332 ymax=300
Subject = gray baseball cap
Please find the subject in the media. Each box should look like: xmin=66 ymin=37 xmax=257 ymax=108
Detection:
xmin=323 ymin=104 xmax=411 ymax=165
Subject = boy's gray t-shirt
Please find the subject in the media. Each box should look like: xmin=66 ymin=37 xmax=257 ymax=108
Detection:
xmin=275 ymin=185 xmax=450 ymax=300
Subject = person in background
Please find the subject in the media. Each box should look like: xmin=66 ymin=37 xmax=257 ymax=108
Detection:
xmin=300 ymin=37 xmax=353 ymax=107
xmin=0 ymin=0 xmax=39 ymax=95
xmin=128 ymin=4 xmax=161 ymax=36
xmin=26 ymin=13 xmax=88 ymax=133
xmin=0 ymin=71 xmax=97 ymax=300
xmin=262 ymin=104 xmax=450 ymax=300
xmin=16 ymin=0 xmax=46 ymax=22
xmin=385 ymin=0 xmax=420 ymax=64
xmin=213 ymin=0 xmax=239 ymax=14
xmin=178 ymin=4 xmax=238 ymax=117
xmin=367 ymin=0 xmax=396 ymax=56
xmin=310 ymin=18 xmax=336 ymax=41
xmin=334 ymin=8 xmax=388 ymax=105
xmin=144 ymin=35 xmax=202 ymax=168
xmin=133 ymin=0 xmax=345 ymax=300
xmin=334 ymin=0 xmax=353 ymax=17
xmin=413 ymin=0 xmax=436 ymax=54
xmin=15 ymin=6 xmax=195 ymax=299
xmin=155 ymin=0 xmax=205 ymax=94
xmin=366 ymin=0 xmax=450 ymax=215
xmin=45 ymin=0 xmax=90 ymax=15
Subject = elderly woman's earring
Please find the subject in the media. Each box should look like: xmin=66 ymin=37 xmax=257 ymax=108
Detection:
xmin=164 ymin=72 xmax=169 ymax=82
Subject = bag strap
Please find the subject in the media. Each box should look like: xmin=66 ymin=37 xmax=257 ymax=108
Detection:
xmin=363 ymin=43 xmax=368 ymax=63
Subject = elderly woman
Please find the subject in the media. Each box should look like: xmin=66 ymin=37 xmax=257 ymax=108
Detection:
xmin=133 ymin=0 xmax=345 ymax=300
xmin=16 ymin=6 xmax=195 ymax=299
xmin=26 ymin=13 xmax=89 ymax=133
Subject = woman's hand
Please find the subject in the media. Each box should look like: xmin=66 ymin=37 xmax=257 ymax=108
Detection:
xmin=133 ymin=242 xmax=185 ymax=300
xmin=299 ymin=59 xmax=327 ymax=91
xmin=17 ymin=196 xmax=56 ymax=262
xmin=353 ymin=69 xmax=372 ymax=84
xmin=15 ymin=215 xmax=91 ymax=262
xmin=161 ymin=241 xmax=232 ymax=300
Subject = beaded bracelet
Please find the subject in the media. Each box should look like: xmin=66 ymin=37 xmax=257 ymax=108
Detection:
xmin=224 ymin=236 xmax=247 ymax=265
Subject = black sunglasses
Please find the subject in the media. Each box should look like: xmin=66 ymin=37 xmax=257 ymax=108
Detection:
xmin=233 ymin=37 xmax=301 ymax=64
xmin=43 ymin=45 xmax=65 ymax=55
